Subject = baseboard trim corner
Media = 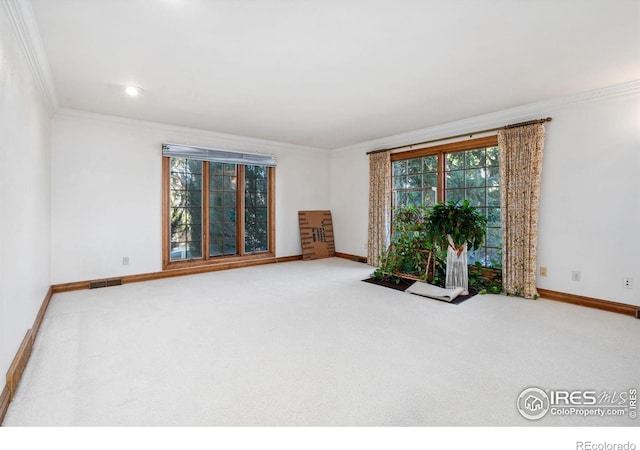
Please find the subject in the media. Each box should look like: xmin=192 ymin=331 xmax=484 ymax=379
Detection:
xmin=537 ymin=288 xmax=639 ymax=318
xmin=1 ymin=286 xmax=55 ymax=426
xmin=32 ymin=286 xmax=53 ymax=337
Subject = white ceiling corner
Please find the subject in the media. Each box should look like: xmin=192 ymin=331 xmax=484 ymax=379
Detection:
xmin=333 ymin=79 xmax=640 ymax=154
xmin=55 ymin=107 xmax=329 ymax=155
xmin=2 ymin=0 xmax=58 ymax=112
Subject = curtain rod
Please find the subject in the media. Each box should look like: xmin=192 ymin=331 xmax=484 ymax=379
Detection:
xmin=366 ymin=117 xmax=552 ymax=155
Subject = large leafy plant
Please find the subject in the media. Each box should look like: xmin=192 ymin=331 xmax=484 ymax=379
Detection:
xmin=426 ymin=200 xmax=486 ymax=255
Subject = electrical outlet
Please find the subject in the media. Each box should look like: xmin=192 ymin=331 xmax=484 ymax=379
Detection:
xmin=123 ymin=256 xmax=129 ymax=266
xmin=540 ymin=267 xmax=547 ymax=277
xmin=622 ymin=277 xmax=633 ymax=289
xmin=571 ymin=270 xmax=581 ymax=282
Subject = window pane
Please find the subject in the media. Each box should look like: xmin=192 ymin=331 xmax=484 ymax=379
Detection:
xmin=487 ymin=247 xmax=502 ymax=267
xmin=393 ymin=175 xmax=406 ymax=190
xmin=394 ymin=191 xmax=407 ymax=208
xmin=186 ymin=190 xmax=202 ymax=207
xmin=244 ymin=165 xmax=269 ymax=253
xmin=170 ymin=189 xmax=186 ymax=207
xmin=446 ymin=152 xmax=464 ymax=170
xmin=245 ymin=176 xmax=256 ymax=192
xmin=188 ymin=207 xmax=202 ymax=225
xmin=446 ymin=170 xmax=465 ymax=189
xmin=253 ymin=166 xmax=266 ymax=178
xmin=486 ymin=227 xmax=502 ymax=247
xmin=487 ymin=187 xmax=501 ymax=206
xmin=423 ymin=172 xmax=437 ymax=188
xmin=255 ymin=178 xmax=268 ymax=193
xmin=393 ymin=161 xmax=407 ymax=176
xmin=223 ymin=163 xmax=237 ymax=176
xmin=486 ymin=146 xmax=499 ymax=166
xmin=465 ymin=168 xmax=485 ymax=188
xmin=170 ymin=158 xmax=203 ymax=261
xmin=170 ymin=173 xmax=186 ymax=191
xmin=446 ymin=188 xmax=464 ymax=203
xmin=465 ymin=149 xmax=486 ymax=168
xmin=487 ymin=207 xmax=501 ymax=227
xmin=209 ymin=239 xmax=223 ymax=256
xmin=223 ymin=176 xmax=236 ymax=190
xmin=223 ymin=191 xmax=236 ymax=207
xmin=468 ymin=248 xmax=486 ymax=266
xmin=407 ymin=158 xmax=422 ymax=174
xmin=407 ymin=175 xmax=421 ymax=188
xmin=423 ymin=155 xmax=438 ymax=172
xmin=423 ymin=191 xmax=435 ymax=207
xmin=209 ymin=222 xmax=223 ymax=238
xmin=223 ymin=240 xmax=237 ymax=255
xmin=466 ymin=188 xmax=486 ymax=206
xmin=209 ymin=162 xmax=237 ymax=256
xmin=486 ymin=166 xmax=500 ymax=186
xmin=187 ymin=242 xmax=202 ymax=258
xmin=407 ymin=191 xmax=422 ymax=206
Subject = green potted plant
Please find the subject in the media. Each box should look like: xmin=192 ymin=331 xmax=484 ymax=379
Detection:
xmin=426 ymin=200 xmax=487 ymax=294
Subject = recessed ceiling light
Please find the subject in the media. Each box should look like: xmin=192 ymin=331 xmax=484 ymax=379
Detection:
xmin=124 ymin=86 xmax=142 ymax=96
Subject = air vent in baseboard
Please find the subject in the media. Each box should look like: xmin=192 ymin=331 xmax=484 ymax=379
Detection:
xmin=89 ymin=279 xmax=123 ymax=289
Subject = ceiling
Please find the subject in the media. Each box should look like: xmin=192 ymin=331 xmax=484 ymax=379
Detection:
xmin=30 ymin=0 xmax=640 ymax=149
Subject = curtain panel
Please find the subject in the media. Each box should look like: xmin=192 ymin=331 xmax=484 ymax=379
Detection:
xmin=367 ymin=151 xmax=391 ymax=266
xmin=497 ymin=123 xmax=546 ymax=298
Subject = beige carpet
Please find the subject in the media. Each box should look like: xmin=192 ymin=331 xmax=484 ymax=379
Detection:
xmin=4 ymin=258 xmax=639 ymax=426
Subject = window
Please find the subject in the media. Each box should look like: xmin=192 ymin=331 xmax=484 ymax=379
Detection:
xmin=391 ymin=136 xmax=501 ymax=267
xmin=162 ymin=145 xmax=275 ymax=269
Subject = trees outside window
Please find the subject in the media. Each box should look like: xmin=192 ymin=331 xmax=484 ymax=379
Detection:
xmin=391 ymin=136 xmax=501 ymax=267
xmin=164 ymin=157 xmax=274 ymax=269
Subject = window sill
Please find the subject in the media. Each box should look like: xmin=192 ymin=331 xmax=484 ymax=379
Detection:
xmin=163 ymin=252 xmax=275 ymax=271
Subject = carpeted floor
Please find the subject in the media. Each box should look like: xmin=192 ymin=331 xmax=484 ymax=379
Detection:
xmin=4 ymin=258 xmax=639 ymax=426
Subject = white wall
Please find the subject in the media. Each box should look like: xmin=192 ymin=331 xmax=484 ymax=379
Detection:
xmin=330 ymin=147 xmax=369 ymax=258
xmin=50 ymin=112 xmax=331 ymax=284
xmin=330 ymin=87 xmax=640 ymax=306
xmin=0 ymin=11 xmax=52 ymax=378
xmin=536 ymin=93 xmax=640 ymax=306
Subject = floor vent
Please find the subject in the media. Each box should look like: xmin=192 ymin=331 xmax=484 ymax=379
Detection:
xmin=89 ymin=279 xmax=123 ymax=289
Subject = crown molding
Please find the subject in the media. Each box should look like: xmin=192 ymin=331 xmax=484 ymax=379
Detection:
xmin=333 ymin=79 xmax=640 ymax=154
xmin=55 ymin=108 xmax=329 ymax=155
xmin=2 ymin=0 xmax=59 ymax=112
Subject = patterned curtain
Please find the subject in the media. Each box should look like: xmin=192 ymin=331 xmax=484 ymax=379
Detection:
xmin=367 ymin=150 xmax=391 ymax=266
xmin=497 ymin=123 xmax=546 ymax=298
